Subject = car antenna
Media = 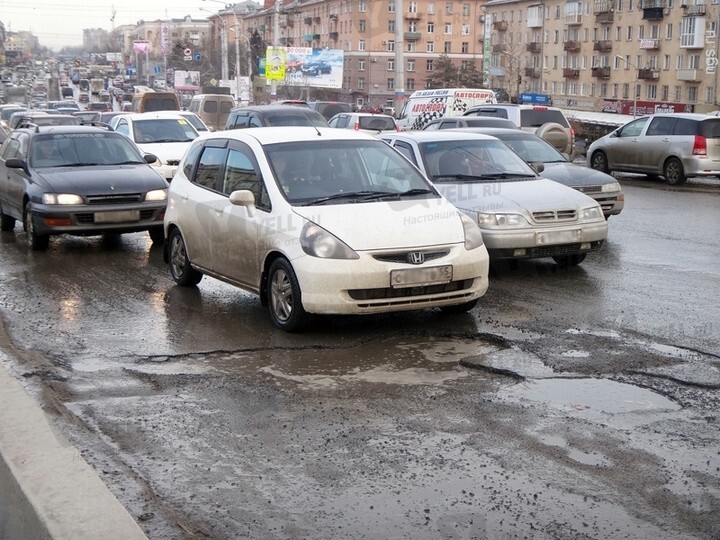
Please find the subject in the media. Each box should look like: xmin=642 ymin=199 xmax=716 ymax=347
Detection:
xmin=303 ymin=111 xmax=322 ymax=136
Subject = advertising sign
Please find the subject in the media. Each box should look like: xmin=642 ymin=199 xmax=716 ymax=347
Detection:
xmin=265 ymin=47 xmax=286 ymax=80
xmin=174 ymin=70 xmax=200 ymax=91
xmin=265 ymin=47 xmax=344 ymax=89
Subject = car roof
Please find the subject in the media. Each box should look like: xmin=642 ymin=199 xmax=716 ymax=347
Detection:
xmin=385 ymin=131 xmax=500 ymax=142
xmin=229 ymin=104 xmax=317 ymax=113
xmin=15 ymin=124 xmax=115 ymax=135
xmin=449 ymin=127 xmax=540 ymax=139
xmin=116 ymin=111 xmax=191 ymax=120
xmin=197 ymin=126 xmax=379 ymax=145
xmin=645 ymin=112 xmax=718 ymax=121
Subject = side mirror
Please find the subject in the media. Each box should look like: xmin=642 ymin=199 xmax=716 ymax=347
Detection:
xmin=529 ymin=161 xmax=545 ymax=174
xmin=5 ymin=157 xmax=28 ymax=171
xmin=207 ymin=126 xmax=215 ymax=132
xmin=229 ymin=189 xmax=256 ymax=217
xmin=144 ymin=153 xmax=158 ymax=164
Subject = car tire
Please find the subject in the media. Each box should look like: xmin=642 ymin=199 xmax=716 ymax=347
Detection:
xmin=535 ymin=122 xmax=570 ymax=154
xmin=552 ymin=253 xmax=587 ymax=267
xmin=168 ymin=228 xmax=202 ymax=286
xmin=440 ymin=298 xmax=479 ymax=314
xmin=0 ymin=208 xmax=16 ymax=231
xmin=267 ymin=258 xmax=309 ymax=332
xmin=590 ymin=150 xmax=610 ymax=174
xmin=663 ymin=157 xmax=687 ymax=185
xmin=148 ymin=226 xmax=164 ymax=245
xmin=23 ymin=208 xmax=49 ymax=251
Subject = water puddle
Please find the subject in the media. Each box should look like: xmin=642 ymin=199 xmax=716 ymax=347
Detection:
xmin=499 ymin=378 xmax=682 ymax=428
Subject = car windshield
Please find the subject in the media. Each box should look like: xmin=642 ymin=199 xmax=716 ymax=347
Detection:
xmin=181 ymin=114 xmax=208 ymax=131
xmin=132 ymin=118 xmax=198 ymax=143
xmin=499 ymin=136 xmax=567 ymax=163
xmin=266 ymin=139 xmax=437 ymax=205
xmin=30 ymin=133 xmax=146 ymax=168
xmin=421 ymin=139 xmax=538 ymax=182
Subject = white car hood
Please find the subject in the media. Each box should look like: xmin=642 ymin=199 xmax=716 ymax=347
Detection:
xmin=136 ymin=141 xmax=192 ymax=163
xmin=435 ymin=178 xmax=598 ymax=214
xmin=292 ymin=199 xmax=464 ymax=251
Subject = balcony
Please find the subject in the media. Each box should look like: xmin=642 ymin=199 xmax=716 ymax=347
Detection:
xmin=564 ymin=13 xmax=583 ymax=25
xmin=312 ymin=33 xmax=321 ymax=40
xmin=591 ymin=66 xmax=611 ymax=78
xmin=677 ymin=68 xmax=701 ymax=82
xmin=404 ymin=32 xmax=421 ymax=41
xmin=593 ymin=40 xmax=612 ymax=52
xmin=329 ymin=13 xmax=338 ymax=20
xmin=594 ymin=0 xmax=613 ymax=13
xmin=279 ymin=37 xmax=294 ymax=46
xmin=525 ymin=67 xmax=541 ymax=78
xmin=640 ymin=0 xmax=663 ymax=6
xmin=493 ymin=21 xmax=508 ymax=31
xmin=638 ymin=68 xmax=660 ymax=80
xmin=563 ymin=40 xmax=581 ymax=52
xmin=563 ymin=68 xmax=580 ymax=79
xmin=526 ymin=42 xmax=542 ymax=53
xmin=642 ymin=7 xmax=665 ymax=20
xmin=596 ymin=11 xmax=614 ymax=23
xmin=639 ymin=38 xmax=660 ymax=50
xmin=405 ymin=11 xmax=422 ymax=20
xmin=683 ymin=4 xmax=706 ymax=15
xmin=329 ymin=31 xmax=339 ymax=40
xmin=303 ymin=34 xmax=314 ymax=41
xmin=492 ymin=43 xmax=507 ymax=53
xmin=258 ymin=24 xmax=267 ymax=31
xmin=489 ymin=67 xmax=506 ymax=77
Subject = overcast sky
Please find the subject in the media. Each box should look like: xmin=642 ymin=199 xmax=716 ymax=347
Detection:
xmin=4 ymin=0 xmax=230 ymax=51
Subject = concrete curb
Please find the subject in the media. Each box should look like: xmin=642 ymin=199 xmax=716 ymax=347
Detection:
xmin=0 ymin=357 xmax=147 ymax=540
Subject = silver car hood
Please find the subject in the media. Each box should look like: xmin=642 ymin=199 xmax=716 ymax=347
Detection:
xmin=540 ymin=162 xmax=617 ymax=188
xmin=435 ymin=177 xmax=598 ymax=214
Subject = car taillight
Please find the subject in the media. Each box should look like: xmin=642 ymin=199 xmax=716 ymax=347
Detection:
xmin=692 ymin=135 xmax=707 ymax=156
xmin=354 ymin=122 xmax=360 ymax=131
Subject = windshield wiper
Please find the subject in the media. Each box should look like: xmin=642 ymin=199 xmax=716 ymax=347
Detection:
xmin=146 ymin=138 xmax=187 ymax=143
xmin=397 ymin=188 xmax=434 ymax=196
xmin=114 ymin=160 xmax=146 ymax=165
xmin=57 ymin=162 xmax=96 ymax=167
xmin=305 ymin=190 xmax=397 ymax=205
xmin=476 ymin=172 xmax=537 ymax=180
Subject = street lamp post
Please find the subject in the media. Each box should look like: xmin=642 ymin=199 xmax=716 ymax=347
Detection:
xmin=200 ymin=8 xmax=228 ymax=81
xmin=616 ymin=55 xmax=638 ymax=118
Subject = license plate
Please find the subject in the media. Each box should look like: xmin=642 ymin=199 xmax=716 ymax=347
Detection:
xmin=391 ymin=265 xmax=453 ymax=288
xmin=536 ymin=229 xmax=582 ymax=245
xmin=94 ymin=210 xmax=140 ymax=223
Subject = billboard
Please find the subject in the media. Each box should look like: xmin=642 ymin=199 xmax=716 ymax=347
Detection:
xmin=265 ymin=47 xmax=343 ymax=89
xmin=174 ymin=70 xmax=200 ymax=92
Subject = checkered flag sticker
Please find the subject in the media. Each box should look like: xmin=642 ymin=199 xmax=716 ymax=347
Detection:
xmin=410 ymin=97 xmax=448 ymax=130
xmin=451 ymin=98 xmax=469 ymax=114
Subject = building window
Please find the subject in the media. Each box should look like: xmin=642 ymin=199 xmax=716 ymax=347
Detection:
xmin=612 ymin=83 xmax=619 ymax=98
xmin=387 ymin=40 xmax=395 ymax=51
xmin=427 ymin=59 xmax=434 ymax=70
xmin=359 ymin=40 xmax=365 ymax=51
xmin=663 ymin=55 xmax=670 ymax=70
xmin=426 ymin=41 xmax=434 ymax=53
xmin=461 ymin=42 xmax=469 ymax=54
xmin=600 ymin=83 xmax=608 ymax=97
xmin=407 ymin=78 xmax=415 ymax=91
xmin=661 ymin=85 xmax=669 ymax=101
xmin=445 ymin=2 xmax=453 ymax=14
xmin=462 ymin=24 xmax=469 ymax=35
xmin=388 ymin=1 xmax=395 ymax=12
xmin=359 ymin=20 xmax=366 ymax=32
xmin=444 ymin=42 xmax=451 ymax=53
xmin=647 ymin=84 xmax=657 ymax=99
xmin=463 ymin=3 xmax=470 ymax=16
xmin=358 ymin=77 xmax=365 ymax=89
xmin=445 ymin=23 xmax=452 ymax=34
xmin=387 ymin=78 xmax=395 ymax=90
xmin=638 ymin=25 xmax=645 ymax=40
xmin=674 ymin=85 xmax=681 ymax=101
xmin=707 ymin=86 xmax=716 ymax=104
xmin=408 ymin=1 xmax=418 ymax=13
xmin=388 ymin=20 xmax=395 ymax=32
xmin=407 ymin=59 xmax=415 ymax=71
xmin=387 ymin=60 xmax=394 ymax=71
xmin=358 ymin=60 xmax=365 ymax=71
xmin=359 ymin=1 xmax=366 ymax=12
xmin=666 ymin=23 xmax=672 ymax=40
xmin=428 ymin=2 xmax=435 ymax=14
xmin=427 ymin=22 xmax=435 ymax=33
xmin=622 ymin=83 xmax=629 ymax=98
xmin=407 ymin=42 xmax=416 ymax=52
xmin=688 ymin=86 xmax=697 ymax=102
xmin=626 ymin=26 xmax=633 ymax=40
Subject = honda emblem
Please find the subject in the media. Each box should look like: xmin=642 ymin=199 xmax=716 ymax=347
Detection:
xmin=407 ymin=252 xmax=425 ymax=265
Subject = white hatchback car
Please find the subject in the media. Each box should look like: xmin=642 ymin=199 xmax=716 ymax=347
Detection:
xmin=328 ymin=112 xmax=399 ymax=135
xmin=382 ymin=131 xmax=607 ymax=266
xmin=108 ymin=112 xmax=199 ymax=180
xmin=163 ymin=127 xmax=490 ymax=331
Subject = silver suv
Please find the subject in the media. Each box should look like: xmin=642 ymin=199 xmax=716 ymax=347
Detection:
xmin=462 ymin=104 xmax=574 ymax=156
xmin=587 ymin=113 xmax=720 ymax=185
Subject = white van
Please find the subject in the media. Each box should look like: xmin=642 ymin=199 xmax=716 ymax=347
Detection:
xmin=397 ymin=88 xmax=497 ymax=130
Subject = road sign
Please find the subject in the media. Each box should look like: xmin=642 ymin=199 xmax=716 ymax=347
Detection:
xmin=183 ymin=48 xmax=192 ymax=56
xmin=184 ymin=56 xmax=192 ymax=61
xmin=194 ymin=53 xmax=201 ymax=61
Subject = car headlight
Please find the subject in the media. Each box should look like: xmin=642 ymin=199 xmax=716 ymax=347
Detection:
xmin=300 ymin=222 xmax=359 ymax=259
xmin=459 ymin=213 xmax=484 ymax=250
xmin=579 ymin=206 xmax=603 ymax=221
xmin=477 ymin=212 xmax=530 ymax=228
xmin=145 ymin=188 xmax=168 ymax=202
xmin=600 ymin=182 xmax=621 ymax=193
xmin=42 ymin=193 xmax=83 ymax=205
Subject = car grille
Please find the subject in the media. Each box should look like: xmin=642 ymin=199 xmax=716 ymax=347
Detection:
xmin=528 ymin=240 xmax=604 ymax=258
xmin=75 ymin=209 xmax=156 ymax=224
xmin=532 ymin=209 xmax=577 ymax=221
xmin=574 ymin=185 xmax=603 ymax=194
xmin=86 ymin=193 xmax=144 ymax=205
xmin=348 ymin=279 xmax=474 ymax=302
xmin=373 ymin=249 xmax=450 ymax=264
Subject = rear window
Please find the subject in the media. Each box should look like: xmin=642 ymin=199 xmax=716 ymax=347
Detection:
xmin=265 ymin=111 xmax=327 ymax=127
xmin=699 ymin=119 xmax=720 ymax=138
xmin=358 ymin=116 xmax=396 ymax=130
xmin=467 ymin=108 xmax=509 ymax=119
xmin=144 ymin=98 xmax=179 ymax=112
xmin=520 ymin=109 xmax=569 ymax=128
xmin=312 ymin=102 xmax=352 ymax=120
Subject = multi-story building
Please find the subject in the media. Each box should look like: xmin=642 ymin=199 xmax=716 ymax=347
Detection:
xmin=212 ymin=0 xmax=487 ymax=105
xmin=131 ymin=16 xmax=210 ymax=60
xmin=483 ymin=0 xmax=719 ymax=114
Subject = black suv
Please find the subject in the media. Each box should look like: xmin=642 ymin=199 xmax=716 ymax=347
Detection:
xmin=224 ymin=105 xmax=329 ymax=130
xmin=301 ymin=61 xmax=332 ymax=76
xmin=0 ymin=125 xmax=167 ymax=250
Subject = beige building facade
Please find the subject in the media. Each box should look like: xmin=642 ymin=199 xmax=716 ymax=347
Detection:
xmin=484 ymin=0 xmax=719 ymax=113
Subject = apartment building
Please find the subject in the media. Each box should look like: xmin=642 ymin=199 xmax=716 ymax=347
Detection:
xmin=484 ymin=0 xmax=719 ymax=114
xmin=214 ymin=0 xmax=486 ymax=105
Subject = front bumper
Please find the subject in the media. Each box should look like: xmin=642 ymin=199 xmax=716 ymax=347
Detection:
xmin=291 ymin=244 xmax=490 ymax=315
xmin=28 ymin=202 xmax=166 ymax=237
xmin=481 ymin=220 xmax=608 ymax=259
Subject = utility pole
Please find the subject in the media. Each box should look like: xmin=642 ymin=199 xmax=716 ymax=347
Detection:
xmin=271 ymin=0 xmax=283 ymax=102
xmin=393 ymin=0 xmax=405 ymax=114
